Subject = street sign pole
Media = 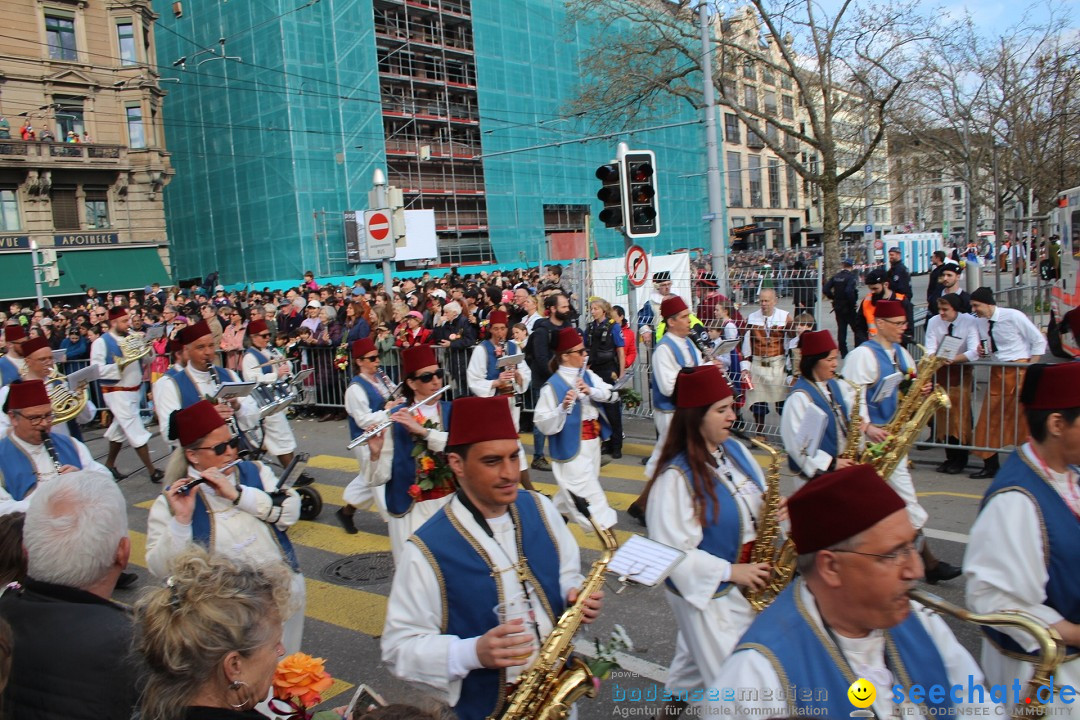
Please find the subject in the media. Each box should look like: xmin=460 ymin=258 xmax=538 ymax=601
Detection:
xmin=29 ymin=241 xmax=43 ymax=307
xmin=371 ymin=169 xmax=393 ymax=290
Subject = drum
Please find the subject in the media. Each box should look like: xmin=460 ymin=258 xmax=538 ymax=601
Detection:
xmin=253 ymin=380 xmax=299 ymax=418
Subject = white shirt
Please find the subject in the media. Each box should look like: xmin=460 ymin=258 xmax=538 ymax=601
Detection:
xmin=153 ymin=363 xmax=260 ymax=446
xmin=344 ymin=373 xmax=393 ymax=434
xmin=925 ymin=313 xmax=980 ymax=361
xmin=240 ymin=346 xmax=288 ymax=385
xmin=0 ymin=432 xmax=108 ymax=515
xmin=977 ymin=306 xmax=1046 ymax=362
xmin=466 ymin=342 xmax=531 ymax=398
xmin=842 ymin=340 xmax=916 ymax=412
xmin=523 ymin=311 xmax=541 ymax=334
xmin=652 ymin=334 xmax=702 ymax=403
xmin=370 ymin=399 xmax=448 ymax=488
xmin=534 ymin=366 xmax=614 ymax=436
xmin=90 ymin=331 xmax=146 ymax=386
xmin=781 ymin=379 xmax=864 ymax=479
xmin=381 ymin=493 xmax=584 ymax=705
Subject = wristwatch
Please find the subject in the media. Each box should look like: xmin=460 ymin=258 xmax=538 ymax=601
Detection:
xmin=232 ymin=484 xmax=243 ymax=506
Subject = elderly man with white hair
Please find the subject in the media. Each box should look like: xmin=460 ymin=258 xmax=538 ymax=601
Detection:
xmin=0 ymin=470 xmax=142 ymax=719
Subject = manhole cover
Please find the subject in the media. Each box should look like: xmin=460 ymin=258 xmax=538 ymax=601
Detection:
xmin=321 ymin=553 xmax=395 ymax=588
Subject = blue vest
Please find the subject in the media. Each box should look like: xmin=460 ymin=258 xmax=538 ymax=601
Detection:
xmin=981 ymin=450 xmax=1080 ymax=660
xmin=864 ymin=339 xmax=911 ymax=425
xmin=650 ymin=334 xmax=698 ymax=411
xmin=99 ymin=333 xmax=123 ymax=386
xmin=0 ymin=357 xmax=20 ymax=387
xmin=662 ymin=440 xmax=764 ymax=598
xmin=481 ymin=339 xmax=519 ymax=381
xmin=190 ymin=461 xmax=299 ymax=572
xmin=411 ymin=491 xmax=565 ymax=720
xmin=347 ymin=375 xmax=387 ymax=440
xmin=737 ymin=582 xmax=954 ymax=718
xmin=165 ymin=365 xmax=232 ymax=408
xmin=787 ymin=377 xmax=849 ymax=474
xmin=545 ymin=371 xmax=610 ymax=462
xmin=387 ymin=400 xmax=453 ymax=517
xmin=245 ymin=347 xmax=275 ymax=374
xmin=0 ymin=433 xmax=82 ymax=500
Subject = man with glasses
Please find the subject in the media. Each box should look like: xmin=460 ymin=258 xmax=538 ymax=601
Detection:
xmin=635 ymin=270 xmax=675 ymax=344
xmin=711 ymin=463 xmax=990 ymax=719
xmin=843 ymin=300 xmax=959 ymax=583
xmin=145 ymin=399 xmax=306 ymax=652
xmin=0 ymin=379 xmax=107 ymax=515
xmin=241 ymin=318 xmax=301 ymax=466
xmin=92 ymin=307 xmax=163 ymax=483
xmin=0 ymin=323 xmax=28 ymax=386
xmin=0 ymin=336 xmax=94 ymax=440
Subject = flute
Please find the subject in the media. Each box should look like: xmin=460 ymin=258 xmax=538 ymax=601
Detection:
xmin=348 ymin=385 xmax=452 ymax=449
xmin=176 ymin=459 xmax=243 ymax=495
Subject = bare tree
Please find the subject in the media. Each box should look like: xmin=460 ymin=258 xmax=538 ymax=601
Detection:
xmin=567 ymin=0 xmax=938 ymax=277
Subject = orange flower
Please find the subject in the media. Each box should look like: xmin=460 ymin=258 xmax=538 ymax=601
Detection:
xmin=419 ymin=456 xmax=436 ymax=473
xmin=272 ymin=652 xmax=333 ymax=708
xmin=408 ymin=483 xmax=422 ymax=499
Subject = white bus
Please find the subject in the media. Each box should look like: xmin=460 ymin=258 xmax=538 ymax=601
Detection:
xmin=1048 ymin=185 xmax=1080 ymax=358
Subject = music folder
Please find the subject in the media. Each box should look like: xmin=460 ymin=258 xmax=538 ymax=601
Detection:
xmin=66 ymin=363 xmax=100 ymax=390
xmin=214 ymin=381 xmax=256 ymax=401
xmin=496 ymin=352 xmax=524 ymax=369
xmin=606 ymin=535 xmax=686 ymax=587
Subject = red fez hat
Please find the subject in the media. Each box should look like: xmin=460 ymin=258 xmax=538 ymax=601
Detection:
xmin=351 ymin=337 xmax=376 ymax=359
xmin=108 ymin=307 xmax=128 ymax=321
xmin=169 ymin=399 xmax=227 ymax=447
xmin=1063 ymin=309 xmax=1080 ymax=340
xmin=447 ymin=396 xmax=519 ymax=446
xmin=874 ymin=299 xmax=906 ymax=320
xmin=1021 ymin=363 xmax=1080 ymax=410
xmin=675 ymin=365 xmax=733 ymax=408
xmin=4 ymin=379 xmax=50 ymax=412
xmin=402 ymin=345 xmax=438 ymax=377
xmin=660 ymin=295 xmax=689 ymax=320
xmin=178 ymin=320 xmax=211 ymax=346
xmin=5 ymin=324 xmax=25 ymax=342
xmin=555 ymin=327 xmax=584 ymax=354
xmin=799 ymin=330 xmax=837 ymax=357
xmin=246 ymin=319 xmax=268 ymax=336
xmin=788 ymin=463 xmax=906 ymax=553
xmin=20 ymin=336 xmax=51 ymax=357
xmin=488 ymin=310 xmax=509 ymax=327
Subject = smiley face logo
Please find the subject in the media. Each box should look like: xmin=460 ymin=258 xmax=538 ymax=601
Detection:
xmin=848 ymin=678 xmax=876 ymax=709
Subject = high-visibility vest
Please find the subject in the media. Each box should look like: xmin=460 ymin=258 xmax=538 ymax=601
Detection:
xmin=861 ymin=293 xmax=906 ymax=337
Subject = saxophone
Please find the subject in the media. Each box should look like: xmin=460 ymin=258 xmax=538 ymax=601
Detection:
xmin=732 ymin=429 xmax=796 ymax=612
xmin=501 ymin=495 xmax=618 ymax=720
xmin=910 ymin=589 xmax=1063 ymax=718
xmin=838 ymin=375 xmax=862 ymax=461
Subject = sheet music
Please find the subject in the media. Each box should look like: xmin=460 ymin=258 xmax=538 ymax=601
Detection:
xmin=606 ymin=534 xmax=686 ymax=587
xmin=872 ymin=372 xmax=903 ymax=404
xmin=66 ymin=363 xmax=99 ymax=390
xmin=291 ymin=368 xmax=314 ymax=385
xmin=795 ymin=404 xmax=827 ymax=459
xmin=710 ymin=338 xmax=740 ymax=357
xmin=214 ymin=381 xmax=256 ymax=400
xmin=612 ymin=368 xmax=636 ymax=391
xmin=496 ymin=352 xmax=524 ymax=369
xmin=935 ymin=335 xmax=963 ymax=362
xmin=51 ymin=349 xmax=67 ymax=362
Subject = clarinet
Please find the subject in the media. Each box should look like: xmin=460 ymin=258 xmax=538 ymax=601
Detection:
xmin=41 ymin=433 xmax=63 ymax=472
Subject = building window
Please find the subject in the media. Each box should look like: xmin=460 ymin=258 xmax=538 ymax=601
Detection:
xmin=126 ymin=104 xmax=146 ymax=148
xmin=954 ymin=205 xmax=964 ymax=221
xmin=768 ymin=162 xmax=781 ymax=208
xmin=953 ymin=186 xmax=963 ymax=201
xmin=54 ymin=96 xmax=84 ymax=140
xmin=749 ymin=155 xmax=763 ymax=207
xmin=725 ymin=113 xmax=740 ymax=144
xmin=85 ymin=187 xmax=110 ymax=229
xmin=45 ymin=13 xmax=77 ymax=61
xmin=0 ymin=189 xmax=19 ymax=232
xmin=786 ymin=165 xmax=798 ymax=208
xmin=51 ymin=186 xmax=79 ymax=231
xmin=743 ymin=59 xmax=755 ymax=80
xmin=763 ymin=91 xmax=777 ymax=115
xmin=743 ymin=85 xmax=758 ymax=113
xmin=782 ymin=95 xmax=795 ymax=120
xmin=781 ymin=74 xmax=793 ymax=90
xmin=727 ymin=152 xmax=743 ymax=207
xmin=931 ymin=187 xmax=943 ymax=202
xmin=117 ymin=21 xmax=137 ymax=65
xmin=762 ymin=68 xmax=775 ymax=86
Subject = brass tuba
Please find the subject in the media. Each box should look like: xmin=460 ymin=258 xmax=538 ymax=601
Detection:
xmin=116 ymin=332 xmax=151 ymax=370
xmin=910 ymin=589 xmax=1064 ymax=718
xmin=45 ymin=368 xmax=87 ymax=424
xmin=501 ymin=494 xmax=617 ymax=720
xmin=733 ymin=429 xmax=797 ymax=612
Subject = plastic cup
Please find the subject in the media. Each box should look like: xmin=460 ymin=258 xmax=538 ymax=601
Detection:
xmin=493 ymin=595 xmax=538 ymax=662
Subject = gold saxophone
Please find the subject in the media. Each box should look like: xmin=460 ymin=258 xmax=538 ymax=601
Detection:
xmin=910 ymin=589 xmax=1064 ymax=718
xmin=733 ymin=429 xmax=796 ymax=612
xmin=501 ymin=495 xmax=618 ymax=720
xmin=837 ymin=375 xmax=862 ymax=461
xmin=860 ymin=347 xmax=950 ymax=478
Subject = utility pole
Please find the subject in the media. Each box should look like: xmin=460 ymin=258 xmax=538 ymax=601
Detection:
xmin=371 ymin=169 xmax=393 ymax=290
xmin=992 ymin=145 xmax=1002 ymax=292
xmin=30 ymin=241 xmax=44 ymax=307
xmin=698 ymin=0 xmax=729 ymax=295
xmin=862 ymin=127 xmax=875 ymax=265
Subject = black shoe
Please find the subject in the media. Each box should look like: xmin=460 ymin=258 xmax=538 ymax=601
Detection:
xmin=105 ymin=465 xmax=126 ymax=482
xmin=640 ymin=456 xmax=649 ymax=466
xmin=627 ymin=502 xmax=647 ymax=527
xmin=925 ymin=561 xmax=962 ymax=585
xmin=335 ymin=507 xmax=358 ymax=535
xmin=943 ymin=461 xmax=967 ymax=475
xmin=530 ymin=456 xmax=551 ymax=472
xmin=149 ymin=469 xmax=164 ymax=484
xmin=116 ymin=571 xmax=139 ymax=590
xmin=935 ymin=461 xmax=952 ymax=473
xmin=610 ymin=450 xmax=622 ymax=460
xmin=968 ymin=466 xmax=997 ymax=479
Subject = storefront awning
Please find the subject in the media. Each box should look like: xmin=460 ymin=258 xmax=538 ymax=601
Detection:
xmin=0 ymin=246 xmax=170 ymax=302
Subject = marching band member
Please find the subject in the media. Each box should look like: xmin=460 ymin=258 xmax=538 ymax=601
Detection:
xmin=91 ymin=307 xmax=162 ymax=483
xmin=153 ymin=320 xmax=260 ymax=450
xmin=338 ymin=336 xmax=395 ymax=534
xmin=843 ymin=299 xmax=960 ymax=584
xmin=0 ymin=324 xmax=27 ymax=386
xmin=645 ymin=364 xmax=770 ymax=706
xmin=712 ymin=464 xmax=992 ymax=719
xmin=968 ymin=286 xmax=1046 ymax=479
xmin=240 ymin=318 xmax=300 ymax=465
xmin=964 ymin=362 xmax=1080 ymax=706
xmin=740 ymin=288 xmax=792 ymax=438
xmin=534 ymin=327 xmax=618 ymax=532
xmin=369 ymin=345 xmax=455 ymax=561
xmin=466 ymin=309 xmax=534 ymax=489
xmin=781 ymin=330 xmax=862 ymax=489
xmin=382 ymin=396 xmax=601 ymax=720
xmin=145 ymin=400 xmax=306 ymax=653
xmin=0 ymin=379 xmax=107 ymax=516
xmin=0 ymin=336 xmax=95 ymax=439
xmin=925 ymin=294 xmax=979 ymax=474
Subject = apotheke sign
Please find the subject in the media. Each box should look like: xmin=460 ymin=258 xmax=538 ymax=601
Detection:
xmin=54 ymin=233 xmax=119 ymax=247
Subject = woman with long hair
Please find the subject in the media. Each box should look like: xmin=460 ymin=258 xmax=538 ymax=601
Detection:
xmin=644 ymin=364 xmax=772 ymax=707
xmin=585 ymin=298 xmax=625 ymax=459
xmin=342 ymin=300 xmax=371 ymax=344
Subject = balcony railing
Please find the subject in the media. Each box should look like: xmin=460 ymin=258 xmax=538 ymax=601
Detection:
xmin=0 ymin=140 xmax=126 ymax=165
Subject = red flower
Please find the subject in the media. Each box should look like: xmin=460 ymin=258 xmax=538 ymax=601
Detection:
xmin=408 ymin=484 xmax=422 ymax=500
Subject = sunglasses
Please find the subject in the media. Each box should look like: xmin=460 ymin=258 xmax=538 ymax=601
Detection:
xmin=411 ymin=369 xmax=445 ymax=383
xmin=255 ymin=332 xmax=271 ymax=338
xmin=195 ymin=436 xmax=241 ymax=455
xmin=361 ymin=354 xmax=379 ymax=361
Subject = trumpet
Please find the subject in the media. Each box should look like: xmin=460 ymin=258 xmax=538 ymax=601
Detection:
xmin=347 ymin=385 xmax=452 ymax=449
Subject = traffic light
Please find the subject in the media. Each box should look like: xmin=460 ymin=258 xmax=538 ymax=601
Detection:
xmin=595 ymin=162 xmax=624 ymax=229
xmin=623 ymin=151 xmax=659 ymax=238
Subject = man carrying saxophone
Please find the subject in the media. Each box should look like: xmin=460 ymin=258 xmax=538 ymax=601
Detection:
xmin=382 ymin=396 xmax=602 ymax=720
xmin=841 ymin=300 xmax=960 ymax=585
